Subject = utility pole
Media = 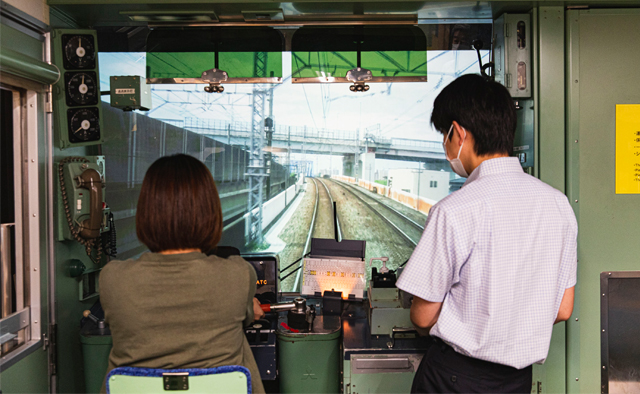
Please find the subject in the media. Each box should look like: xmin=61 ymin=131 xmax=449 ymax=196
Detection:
xmin=329 ymin=145 xmax=333 ymax=176
xmin=265 ymin=87 xmax=274 ymax=200
xmin=354 ymin=129 xmax=360 ymax=180
xmin=287 ymin=126 xmax=291 ymax=187
xmin=245 ymin=52 xmax=269 ymax=245
xmin=412 ymin=166 xmax=424 ymax=210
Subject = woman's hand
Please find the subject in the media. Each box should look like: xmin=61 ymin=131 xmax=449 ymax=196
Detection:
xmin=253 ymin=298 xmax=266 ymax=320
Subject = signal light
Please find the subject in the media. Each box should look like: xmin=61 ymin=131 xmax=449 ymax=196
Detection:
xmin=349 ymin=83 xmax=370 ymax=93
xmin=204 ymin=84 xmax=224 ymax=93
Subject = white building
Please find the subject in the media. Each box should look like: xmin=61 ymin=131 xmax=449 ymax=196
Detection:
xmin=387 ymin=169 xmax=450 ymax=201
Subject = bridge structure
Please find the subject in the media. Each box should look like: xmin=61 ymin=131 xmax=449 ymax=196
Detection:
xmin=159 ymin=117 xmax=448 ymax=180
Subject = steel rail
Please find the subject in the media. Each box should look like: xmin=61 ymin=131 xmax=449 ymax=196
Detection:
xmin=292 ymin=178 xmax=319 ymax=292
xmin=317 ymin=178 xmax=342 ymax=242
xmin=326 ymin=179 xmax=420 ymax=247
xmin=336 ymin=180 xmax=425 ymax=231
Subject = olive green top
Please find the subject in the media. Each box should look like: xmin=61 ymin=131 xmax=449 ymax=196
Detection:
xmin=100 ymin=252 xmax=265 ymax=393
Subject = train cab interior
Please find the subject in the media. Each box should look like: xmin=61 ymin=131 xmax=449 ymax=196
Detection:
xmin=1 ymin=0 xmax=640 ymax=393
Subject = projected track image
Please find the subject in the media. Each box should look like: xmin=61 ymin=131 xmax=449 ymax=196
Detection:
xmin=277 ymin=178 xmax=429 ymax=292
xmin=277 ymin=178 xmax=342 ymax=291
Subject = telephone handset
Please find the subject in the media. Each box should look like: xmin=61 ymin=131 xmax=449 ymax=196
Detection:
xmin=58 ymin=156 xmax=114 ymax=263
xmin=75 ymin=168 xmax=102 ymax=239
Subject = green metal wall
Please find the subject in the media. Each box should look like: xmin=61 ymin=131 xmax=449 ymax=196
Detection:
xmin=0 ymin=23 xmax=42 ymax=59
xmin=533 ymin=6 xmax=569 ymax=393
xmin=566 ymin=9 xmax=640 ymax=393
xmin=0 ymin=350 xmax=49 ymax=393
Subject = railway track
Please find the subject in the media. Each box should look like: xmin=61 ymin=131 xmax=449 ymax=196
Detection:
xmin=289 ymin=178 xmax=343 ymax=291
xmin=325 ymin=179 xmax=424 ymax=247
xmin=281 ymin=177 xmax=423 ymax=290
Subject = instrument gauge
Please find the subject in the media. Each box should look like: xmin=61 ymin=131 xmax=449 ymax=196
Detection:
xmin=62 ymin=34 xmax=96 ymax=69
xmin=65 ymin=72 xmax=98 ymax=106
xmin=67 ymin=108 xmax=100 ymax=143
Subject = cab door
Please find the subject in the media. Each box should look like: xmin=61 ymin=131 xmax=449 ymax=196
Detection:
xmin=565 ymin=8 xmax=640 ymax=394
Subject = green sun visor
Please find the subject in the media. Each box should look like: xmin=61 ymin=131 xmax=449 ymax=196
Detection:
xmin=146 ymin=27 xmax=283 ymax=84
xmin=291 ymin=26 xmax=427 ymax=84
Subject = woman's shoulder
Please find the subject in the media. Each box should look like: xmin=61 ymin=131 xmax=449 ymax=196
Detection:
xmin=206 ymin=254 xmax=253 ymax=271
xmin=100 ymin=258 xmax=139 ymax=283
xmin=198 ymin=255 xmax=254 ymax=296
xmin=207 ymin=255 xmax=257 ymax=282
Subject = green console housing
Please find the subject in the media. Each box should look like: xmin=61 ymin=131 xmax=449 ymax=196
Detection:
xmin=368 ymin=282 xmax=413 ymax=336
xmin=277 ymin=316 xmax=341 ymax=394
xmin=80 ymin=332 xmax=112 ymax=394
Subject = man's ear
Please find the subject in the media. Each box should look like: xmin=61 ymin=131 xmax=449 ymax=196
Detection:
xmin=452 ymin=121 xmax=466 ymax=145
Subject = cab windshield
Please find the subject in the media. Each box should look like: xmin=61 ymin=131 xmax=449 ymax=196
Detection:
xmin=99 ymin=25 xmax=490 ymax=292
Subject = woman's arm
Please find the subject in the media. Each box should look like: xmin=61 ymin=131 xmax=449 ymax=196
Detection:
xmin=242 ymin=259 xmax=261 ymax=326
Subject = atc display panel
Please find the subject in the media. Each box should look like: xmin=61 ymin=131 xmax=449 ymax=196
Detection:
xmin=242 ymin=254 xmax=279 ymax=304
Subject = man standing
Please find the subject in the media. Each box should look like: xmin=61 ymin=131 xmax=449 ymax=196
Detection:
xmin=397 ymin=74 xmax=577 ymax=393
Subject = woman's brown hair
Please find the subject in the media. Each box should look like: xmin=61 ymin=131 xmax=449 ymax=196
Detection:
xmin=136 ymin=154 xmax=222 ymax=253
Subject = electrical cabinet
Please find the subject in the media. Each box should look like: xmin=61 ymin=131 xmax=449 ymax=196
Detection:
xmin=494 ymin=14 xmax=532 ymax=99
xmin=494 ymin=13 xmax=534 ymax=169
xmin=110 ymin=75 xmax=152 ymax=111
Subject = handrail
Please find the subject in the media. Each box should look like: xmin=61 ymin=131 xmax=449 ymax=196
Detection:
xmin=0 ymin=47 xmax=59 ymax=85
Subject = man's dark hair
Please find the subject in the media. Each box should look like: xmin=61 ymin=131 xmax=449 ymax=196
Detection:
xmin=136 ymin=154 xmax=222 ymax=253
xmin=431 ymin=74 xmax=517 ymax=156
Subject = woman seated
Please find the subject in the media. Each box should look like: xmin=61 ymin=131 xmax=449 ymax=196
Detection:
xmin=100 ymin=154 xmax=265 ymax=393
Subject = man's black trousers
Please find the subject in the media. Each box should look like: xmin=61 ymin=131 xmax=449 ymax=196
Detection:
xmin=411 ymin=338 xmax=533 ymax=393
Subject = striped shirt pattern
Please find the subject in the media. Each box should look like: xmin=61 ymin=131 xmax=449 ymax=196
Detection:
xmin=397 ymin=157 xmax=577 ymax=369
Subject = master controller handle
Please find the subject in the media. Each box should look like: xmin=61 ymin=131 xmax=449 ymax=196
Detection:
xmin=260 ymin=301 xmax=296 ymax=313
xmin=260 ymin=298 xmax=315 ymax=331
xmin=83 ymin=309 xmax=106 ymax=329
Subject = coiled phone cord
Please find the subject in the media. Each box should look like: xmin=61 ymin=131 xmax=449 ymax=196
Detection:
xmin=106 ymin=212 xmax=117 ymax=258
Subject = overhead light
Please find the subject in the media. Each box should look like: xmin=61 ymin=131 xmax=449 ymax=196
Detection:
xmin=242 ymin=10 xmax=284 ymax=22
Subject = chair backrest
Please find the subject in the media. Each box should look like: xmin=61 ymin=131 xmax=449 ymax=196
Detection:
xmin=106 ymin=366 xmax=251 ymax=394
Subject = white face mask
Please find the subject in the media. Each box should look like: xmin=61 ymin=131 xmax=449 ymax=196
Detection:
xmin=443 ymin=124 xmax=469 ymax=178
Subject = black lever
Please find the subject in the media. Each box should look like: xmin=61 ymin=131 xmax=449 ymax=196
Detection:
xmin=334 ymin=201 xmax=339 ymax=242
xmin=472 ymin=40 xmax=495 ymax=81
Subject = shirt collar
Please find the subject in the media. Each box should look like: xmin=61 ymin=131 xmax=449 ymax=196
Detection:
xmin=463 ymin=157 xmax=523 ymax=187
xmin=137 ymin=251 xmax=208 ymax=262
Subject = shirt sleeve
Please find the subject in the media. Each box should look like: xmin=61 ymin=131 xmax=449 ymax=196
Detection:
xmin=558 ymin=198 xmax=578 ymax=289
xmin=243 ymin=260 xmax=258 ymax=327
xmin=397 ymin=205 xmax=467 ymax=302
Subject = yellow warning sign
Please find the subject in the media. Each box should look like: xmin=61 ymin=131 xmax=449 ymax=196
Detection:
xmin=616 ymin=105 xmax=640 ymax=194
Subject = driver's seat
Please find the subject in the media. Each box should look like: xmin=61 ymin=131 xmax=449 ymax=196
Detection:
xmin=106 ymin=365 xmax=251 ymax=394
